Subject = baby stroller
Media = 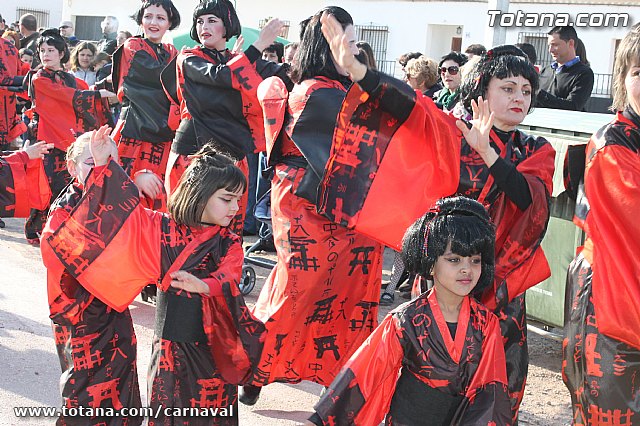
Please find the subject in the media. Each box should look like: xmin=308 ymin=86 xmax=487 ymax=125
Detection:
xmin=239 ymin=189 xmax=277 ymax=295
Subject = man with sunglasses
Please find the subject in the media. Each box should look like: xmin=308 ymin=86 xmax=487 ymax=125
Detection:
xmin=434 ymin=51 xmax=468 ymax=111
xmin=58 ymin=20 xmax=79 ymax=48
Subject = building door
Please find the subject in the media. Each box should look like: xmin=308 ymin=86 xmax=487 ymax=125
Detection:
xmin=451 ymin=37 xmax=462 ymax=52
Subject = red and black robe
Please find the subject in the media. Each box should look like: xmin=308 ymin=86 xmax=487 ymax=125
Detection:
xmin=562 ymin=107 xmax=640 ymax=426
xmin=317 ymin=72 xmax=554 ymax=421
xmin=112 ymin=36 xmax=178 ymax=210
xmin=24 ymin=68 xmax=110 ymax=237
xmin=162 ymin=45 xmax=289 ymax=235
xmin=311 ymin=289 xmax=512 ymax=425
xmin=0 ymin=38 xmax=27 ymax=150
xmin=0 ymin=150 xmax=49 ymax=217
xmin=44 ymin=160 xmax=265 ymax=425
xmin=247 ymin=76 xmax=383 ymax=387
xmin=41 ymin=182 xmax=142 ymax=426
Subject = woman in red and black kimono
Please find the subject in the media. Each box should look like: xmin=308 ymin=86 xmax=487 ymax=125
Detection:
xmin=321 ymin=16 xmax=555 ymax=423
xmin=163 ymin=0 xmax=290 ymax=235
xmin=239 ymin=7 xmax=384 ymax=405
xmin=308 ymin=197 xmax=512 ymax=426
xmin=41 ymin=128 xmax=143 ymax=426
xmin=0 ymin=141 xmax=51 ymax=219
xmin=112 ymin=0 xmax=180 ymax=210
xmin=562 ymin=25 xmax=640 ymax=426
xmin=44 ymin=129 xmax=264 ymax=425
xmin=23 ymin=29 xmax=112 ymax=243
xmin=0 ymin=37 xmax=26 ymax=151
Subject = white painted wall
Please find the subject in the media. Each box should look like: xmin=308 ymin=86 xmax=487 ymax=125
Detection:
xmin=58 ymin=0 xmax=639 ymax=78
xmin=2 ymin=0 xmax=63 ymax=29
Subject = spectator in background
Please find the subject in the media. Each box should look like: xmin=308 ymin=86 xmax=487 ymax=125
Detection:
xmin=116 ymin=30 xmax=133 ymax=48
xmin=283 ymin=41 xmax=298 ymax=64
xmin=0 ymin=14 xmax=5 ymax=32
xmin=397 ymin=51 xmax=422 ymax=72
xmin=575 ymin=38 xmax=590 ymax=66
xmin=69 ymin=41 xmax=98 ymax=85
xmin=464 ymin=43 xmax=486 ymax=59
xmin=2 ymin=30 xmax=21 ymax=47
xmin=516 ymin=42 xmax=539 ymax=72
xmin=405 ymin=55 xmax=441 ymax=98
xmin=97 ymin=16 xmax=119 ymax=55
xmin=537 ymin=26 xmax=594 ymax=111
xmin=58 ymin=20 xmax=79 ymax=47
xmin=18 ymin=48 xmax=34 ymax=74
xmin=262 ymin=41 xmax=284 ymax=62
xmin=356 ymin=40 xmax=377 ymax=71
xmin=18 ymin=14 xmax=40 ymax=66
xmin=434 ymin=51 xmax=467 ymax=111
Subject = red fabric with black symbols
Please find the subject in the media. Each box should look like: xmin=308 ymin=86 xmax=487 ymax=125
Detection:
xmin=0 ymin=151 xmax=50 ymax=217
xmin=313 ymin=289 xmax=511 ymax=425
xmin=0 ymin=39 xmax=27 ymax=148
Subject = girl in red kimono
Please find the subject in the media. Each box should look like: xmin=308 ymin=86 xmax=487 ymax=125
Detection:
xmin=308 ymin=196 xmax=512 ymax=426
xmin=44 ymin=127 xmax=264 ymax=425
xmin=0 ymin=141 xmax=52 ymax=219
xmin=0 ymin=37 xmax=26 ymax=151
xmin=112 ymin=0 xmax=180 ymax=210
xmin=41 ymin=128 xmax=143 ymax=426
xmin=562 ymin=25 xmax=640 ymax=426
xmin=239 ymin=6 xmax=384 ymax=405
xmin=321 ymin=15 xmax=555 ymax=423
xmin=23 ymin=29 xmax=112 ymax=243
xmin=163 ymin=0 xmax=290 ymax=235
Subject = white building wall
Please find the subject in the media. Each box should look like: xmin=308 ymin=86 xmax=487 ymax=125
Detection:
xmin=2 ymin=0 xmax=63 ymax=29
xmin=59 ymin=0 xmax=638 ymax=78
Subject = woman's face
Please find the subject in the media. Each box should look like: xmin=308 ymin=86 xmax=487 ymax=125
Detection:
xmin=67 ymin=146 xmax=94 ymax=186
xmin=201 ymin=187 xmax=243 ymax=227
xmin=77 ymin=48 xmax=94 ymax=69
xmin=39 ymin=42 xmax=64 ymax=70
xmin=332 ymin=24 xmax=358 ymax=76
xmin=196 ymin=13 xmax=226 ymax=50
xmin=142 ymin=4 xmax=171 ymax=43
xmin=625 ymin=62 xmax=640 ymax=115
xmin=485 ymin=74 xmax=532 ymax=131
xmin=441 ymin=59 xmax=462 ymax=91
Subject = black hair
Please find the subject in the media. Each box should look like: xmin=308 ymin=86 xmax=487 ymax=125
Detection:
xmin=36 ymin=29 xmax=70 ymax=64
xmin=263 ymin=41 xmax=284 ymax=62
xmin=19 ymin=48 xmax=35 ymax=57
xmin=398 ymin=51 xmax=422 ymax=67
xmin=402 ymin=196 xmax=495 ymax=296
xmin=190 ymin=0 xmax=241 ymax=43
xmin=298 ymin=16 xmax=312 ymax=40
xmin=439 ymin=51 xmax=468 ymax=68
xmin=19 ymin=14 xmax=38 ymax=32
xmin=460 ymin=45 xmax=539 ymax=113
xmin=515 ymin=42 xmax=537 ymax=65
xmin=168 ymin=144 xmax=246 ymax=228
xmin=290 ymin=6 xmax=353 ymax=84
xmin=548 ymin=25 xmax=578 ymax=43
xmin=132 ymin=0 xmax=181 ymax=31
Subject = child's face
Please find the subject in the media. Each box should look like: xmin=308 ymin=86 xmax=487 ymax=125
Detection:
xmin=94 ymin=60 xmax=107 ymax=70
xmin=21 ymin=54 xmax=33 ymax=64
xmin=432 ymin=242 xmax=482 ymax=301
xmin=201 ymin=187 xmax=243 ymax=226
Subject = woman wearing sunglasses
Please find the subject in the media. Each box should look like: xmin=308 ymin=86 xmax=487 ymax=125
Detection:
xmin=320 ymin=13 xmax=555 ymax=423
xmin=434 ymin=51 xmax=467 ymax=111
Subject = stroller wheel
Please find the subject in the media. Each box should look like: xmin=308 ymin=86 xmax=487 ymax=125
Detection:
xmin=240 ymin=265 xmax=256 ymax=295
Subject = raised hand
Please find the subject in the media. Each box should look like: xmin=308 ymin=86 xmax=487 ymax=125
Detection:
xmin=23 ymin=140 xmax=54 ymax=160
xmin=134 ymin=171 xmax=164 ymax=200
xmin=320 ymin=12 xmax=365 ymax=81
xmin=89 ymin=124 xmax=115 ymax=166
xmin=254 ymin=19 xmax=283 ymax=52
xmin=169 ymin=270 xmax=210 ymax=294
xmin=455 ymin=97 xmax=499 ymax=167
xmin=232 ymin=35 xmax=244 ymax=54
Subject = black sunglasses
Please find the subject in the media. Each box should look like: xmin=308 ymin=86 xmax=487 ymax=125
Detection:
xmin=59 ymin=25 xmax=71 ymax=29
xmin=440 ymin=66 xmax=459 ymax=75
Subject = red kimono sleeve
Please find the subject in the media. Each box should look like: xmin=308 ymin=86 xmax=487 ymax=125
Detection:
xmin=318 ymin=74 xmax=462 ymax=250
xmin=585 ymin=144 xmax=640 ymax=349
xmin=0 ymin=150 xmax=50 ymax=217
xmin=43 ymin=160 xmax=162 ymax=312
xmin=314 ymin=314 xmax=404 ymax=425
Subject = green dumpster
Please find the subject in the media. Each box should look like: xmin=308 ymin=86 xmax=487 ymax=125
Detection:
xmin=519 ymin=108 xmax=613 ymax=328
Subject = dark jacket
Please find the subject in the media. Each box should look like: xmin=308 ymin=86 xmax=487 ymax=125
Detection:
xmin=537 ymin=61 xmax=594 ymax=111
